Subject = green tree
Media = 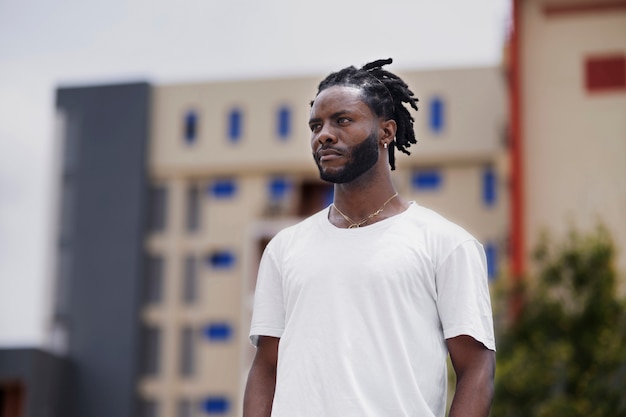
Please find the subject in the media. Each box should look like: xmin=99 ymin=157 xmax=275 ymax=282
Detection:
xmin=493 ymin=226 xmax=626 ymax=417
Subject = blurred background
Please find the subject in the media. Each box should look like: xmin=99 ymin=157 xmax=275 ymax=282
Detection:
xmin=1 ymin=0 xmax=625 ymax=416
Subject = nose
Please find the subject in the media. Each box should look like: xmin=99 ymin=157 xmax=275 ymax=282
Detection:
xmin=314 ymin=124 xmax=337 ymax=147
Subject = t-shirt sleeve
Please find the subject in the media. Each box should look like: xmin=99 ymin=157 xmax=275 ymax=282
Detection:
xmin=435 ymin=239 xmax=496 ymax=351
xmin=249 ymin=242 xmax=285 ymax=346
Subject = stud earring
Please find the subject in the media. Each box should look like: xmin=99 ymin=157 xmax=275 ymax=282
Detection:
xmin=383 ymin=142 xmax=388 ymax=149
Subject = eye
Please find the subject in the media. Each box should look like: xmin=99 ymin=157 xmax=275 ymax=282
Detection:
xmin=337 ymin=117 xmax=351 ymax=125
xmin=309 ymin=123 xmax=321 ymax=133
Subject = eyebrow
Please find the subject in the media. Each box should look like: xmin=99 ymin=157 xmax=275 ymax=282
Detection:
xmin=308 ymin=110 xmax=350 ymax=124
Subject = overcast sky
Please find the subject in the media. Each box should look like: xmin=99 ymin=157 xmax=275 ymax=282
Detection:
xmin=0 ymin=0 xmax=510 ymax=346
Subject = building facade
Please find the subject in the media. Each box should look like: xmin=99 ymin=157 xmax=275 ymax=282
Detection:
xmin=139 ymin=67 xmax=507 ymax=417
xmin=511 ymin=0 xmax=626 ymax=275
xmin=17 ymin=65 xmax=506 ymax=417
xmin=4 ymin=3 xmax=625 ymax=416
xmin=51 ymin=82 xmax=152 ymax=417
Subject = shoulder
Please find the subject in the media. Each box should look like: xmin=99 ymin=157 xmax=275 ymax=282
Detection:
xmin=405 ymin=203 xmax=476 ymax=241
xmin=403 ymin=203 xmax=482 ymax=265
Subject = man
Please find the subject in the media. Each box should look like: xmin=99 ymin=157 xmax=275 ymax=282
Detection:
xmin=244 ymin=58 xmax=496 ymax=417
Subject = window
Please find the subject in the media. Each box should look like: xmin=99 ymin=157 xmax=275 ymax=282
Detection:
xmin=143 ymin=255 xmax=164 ymax=304
xmin=585 ymin=55 xmax=626 ymax=92
xmin=298 ymin=181 xmax=334 ymax=217
xmin=227 ymin=108 xmax=243 ymax=142
xmin=186 ymin=184 xmax=201 ymax=232
xmin=0 ymin=382 xmax=24 ymax=417
xmin=183 ymin=256 xmax=197 ymax=304
xmin=148 ymin=185 xmax=167 ymax=232
xmin=141 ymin=326 xmax=161 ymax=376
xmin=485 ymin=242 xmax=498 ymax=280
xmin=277 ymin=106 xmax=291 ymax=139
xmin=411 ymin=169 xmax=443 ymax=191
xmin=180 ymin=326 xmax=195 ymax=377
xmin=269 ymin=177 xmax=290 ymax=202
xmin=61 ymin=110 xmax=80 ymax=172
xmin=139 ymin=398 xmax=159 ymax=417
xmin=184 ymin=110 xmax=198 ymax=144
xmin=266 ymin=176 xmax=293 ymax=216
xmin=59 ymin=179 xmax=75 ymax=243
xmin=429 ymin=97 xmax=445 ymax=134
xmin=55 ymin=246 xmax=73 ymax=318
xmin=482 ymin=166 xmax=497 ymax=207
xmin=202 ymin=397 xmax=230 ymax=415
xmin=204 ymin=322 xmax=233 ymax=342
xmin=178 ymin=399 xmax=193 ymax=417
xmin=209 ymin=179 xmax=237 ymax=199
xmin=207 ymin=251 xmax=236 ymax=269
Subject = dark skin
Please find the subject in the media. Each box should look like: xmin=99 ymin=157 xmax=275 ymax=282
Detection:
xmin=243 ymin=336 xmax=279 ymax=417
xmin=447 ymin=335 xmax=496 ymax=416
xmin=243 ymin=86 xmax=495 ymax=417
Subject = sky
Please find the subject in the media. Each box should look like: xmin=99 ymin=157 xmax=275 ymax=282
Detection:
xmin=0 ymin=0 xmax=510 ymax=346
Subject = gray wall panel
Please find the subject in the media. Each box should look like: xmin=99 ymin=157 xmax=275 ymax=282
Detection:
xmin=56 ymin=82 xmax=150 ymax=417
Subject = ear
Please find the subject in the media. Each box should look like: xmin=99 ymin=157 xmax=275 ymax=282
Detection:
xmin=379 ymin=119 xmax=397 ymax=143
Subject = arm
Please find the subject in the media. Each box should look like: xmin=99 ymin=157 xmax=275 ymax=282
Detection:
xmin=243 ymin=336 xmax=279 ymax=417
xmin=447 ymin=334 xmax=495 ymax=417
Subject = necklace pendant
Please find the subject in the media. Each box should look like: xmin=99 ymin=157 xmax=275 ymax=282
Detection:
xmin=332 ymin=192 xmax=398 ymax=230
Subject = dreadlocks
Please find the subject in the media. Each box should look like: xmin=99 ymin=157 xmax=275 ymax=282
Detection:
xmin=314 ymin=58 xmax=419 ymax=170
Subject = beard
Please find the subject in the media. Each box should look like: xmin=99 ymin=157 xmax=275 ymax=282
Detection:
xmin=314 ymin=130 xmax=380 ymax=184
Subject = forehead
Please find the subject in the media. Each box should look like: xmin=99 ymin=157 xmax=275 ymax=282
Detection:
xmin=310 ymin=85 xmax=372 ymax=118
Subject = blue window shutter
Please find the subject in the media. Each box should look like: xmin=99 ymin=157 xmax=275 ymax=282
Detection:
xmin=277 ymin=106 xmax=291 ymax=139
xmin=482 ymin=167 xmax=497 ymax=207
xmin=485 ymin=242 xmax=498 ymax=280
xmin=323 ymin=186 xmax=334 ymax=207
xmin=268 ymin=177 xmax=290 ymax=201
xmin=202 ymin=397 xmax=230 ymax=414
xmin=429 ymin=97 xmax=444 ymax=134
xmin=412 ymin=170 xmax=443 ymax=190
xmin=207 ymin=251 xmax=235 ymax=269
xmin=204 ymin=323 xmax=233 ymax=341
xmin=209 ymin=179 xmax=236 ymax=199
xmin=184 ymin=111 xmax=198 ymax=144
xmin=228 ymin=108 xmax=242 ymax=142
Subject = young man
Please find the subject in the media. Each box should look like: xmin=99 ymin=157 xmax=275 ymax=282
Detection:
xmin=243 ymin=59 xmax=496 ymax=417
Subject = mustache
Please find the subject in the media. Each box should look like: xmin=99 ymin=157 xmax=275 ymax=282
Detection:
xmin=314 ymin=145 xmax=345 ymax=156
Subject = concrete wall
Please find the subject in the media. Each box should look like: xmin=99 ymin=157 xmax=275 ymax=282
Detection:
xmin=54 ymin=82 xmax=151 ymax=417
xmin=521 ymin=0 xmax=626 ymax=271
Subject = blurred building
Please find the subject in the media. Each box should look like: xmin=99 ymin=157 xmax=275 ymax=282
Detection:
xmin=13 ymin=66 xmax=505 ymax=417
xmin=509 ymin=0 xmax=626 ymax=276
xmin=142 ymin=68 xmax=506 ymax=417
xmin=0 ymin=349 xmax=68 ymax=417
xmin=2 ymin=2 xmax=625 ymax=416
xmin=0 ymin=83 xmax=151 ymax=417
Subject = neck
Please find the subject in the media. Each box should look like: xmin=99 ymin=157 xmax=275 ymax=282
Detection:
xmin=328 ymin=156 xmax=409 ymax=227
xmin=331 ymin=171 xmax=401 ymax=221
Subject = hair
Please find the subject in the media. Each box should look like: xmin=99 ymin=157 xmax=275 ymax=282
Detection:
xmin=313 ymin=58 xmax=419 ymax=170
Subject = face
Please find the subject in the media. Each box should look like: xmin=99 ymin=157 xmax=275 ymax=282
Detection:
xmin=309 ymin=86 xmax=382 ymax=184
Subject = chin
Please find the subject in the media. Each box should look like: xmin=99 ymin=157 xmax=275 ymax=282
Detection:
xmin=319 ymin=168 xmax=357 ymax=184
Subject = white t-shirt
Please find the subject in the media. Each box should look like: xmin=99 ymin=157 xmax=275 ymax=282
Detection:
xmin=249 ymin=202 xmax=495 ymax=417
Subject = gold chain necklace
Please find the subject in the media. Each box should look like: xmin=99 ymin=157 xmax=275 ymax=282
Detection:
xmin=332 ymin=192 xmax=399 ymax=229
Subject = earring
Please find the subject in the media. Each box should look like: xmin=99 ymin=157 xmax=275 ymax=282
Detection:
xmin=383 ymin=142 xmax=388 ymax=149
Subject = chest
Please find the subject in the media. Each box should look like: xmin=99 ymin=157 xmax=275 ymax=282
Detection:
xmin=279 ymin=229 xmax=437 ymax=309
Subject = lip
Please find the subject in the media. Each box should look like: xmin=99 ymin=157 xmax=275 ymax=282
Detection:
xmin=317 ymin=148 xmax=342 ymax=162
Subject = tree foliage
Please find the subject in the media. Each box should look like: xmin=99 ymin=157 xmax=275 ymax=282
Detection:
xmin=493 ymin=226 xmax=626 ymax=417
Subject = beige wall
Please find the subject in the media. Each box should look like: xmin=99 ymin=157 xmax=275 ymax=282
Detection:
xmin=399 ymin=67 xmax=507 ymax=163
xmin=142 ymin=66 xmax=507 ymax=417
xmin=150 ymin=78 xmax=319 ymax=177
xmin=522 ymin=0 xmax=626 ymax=272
